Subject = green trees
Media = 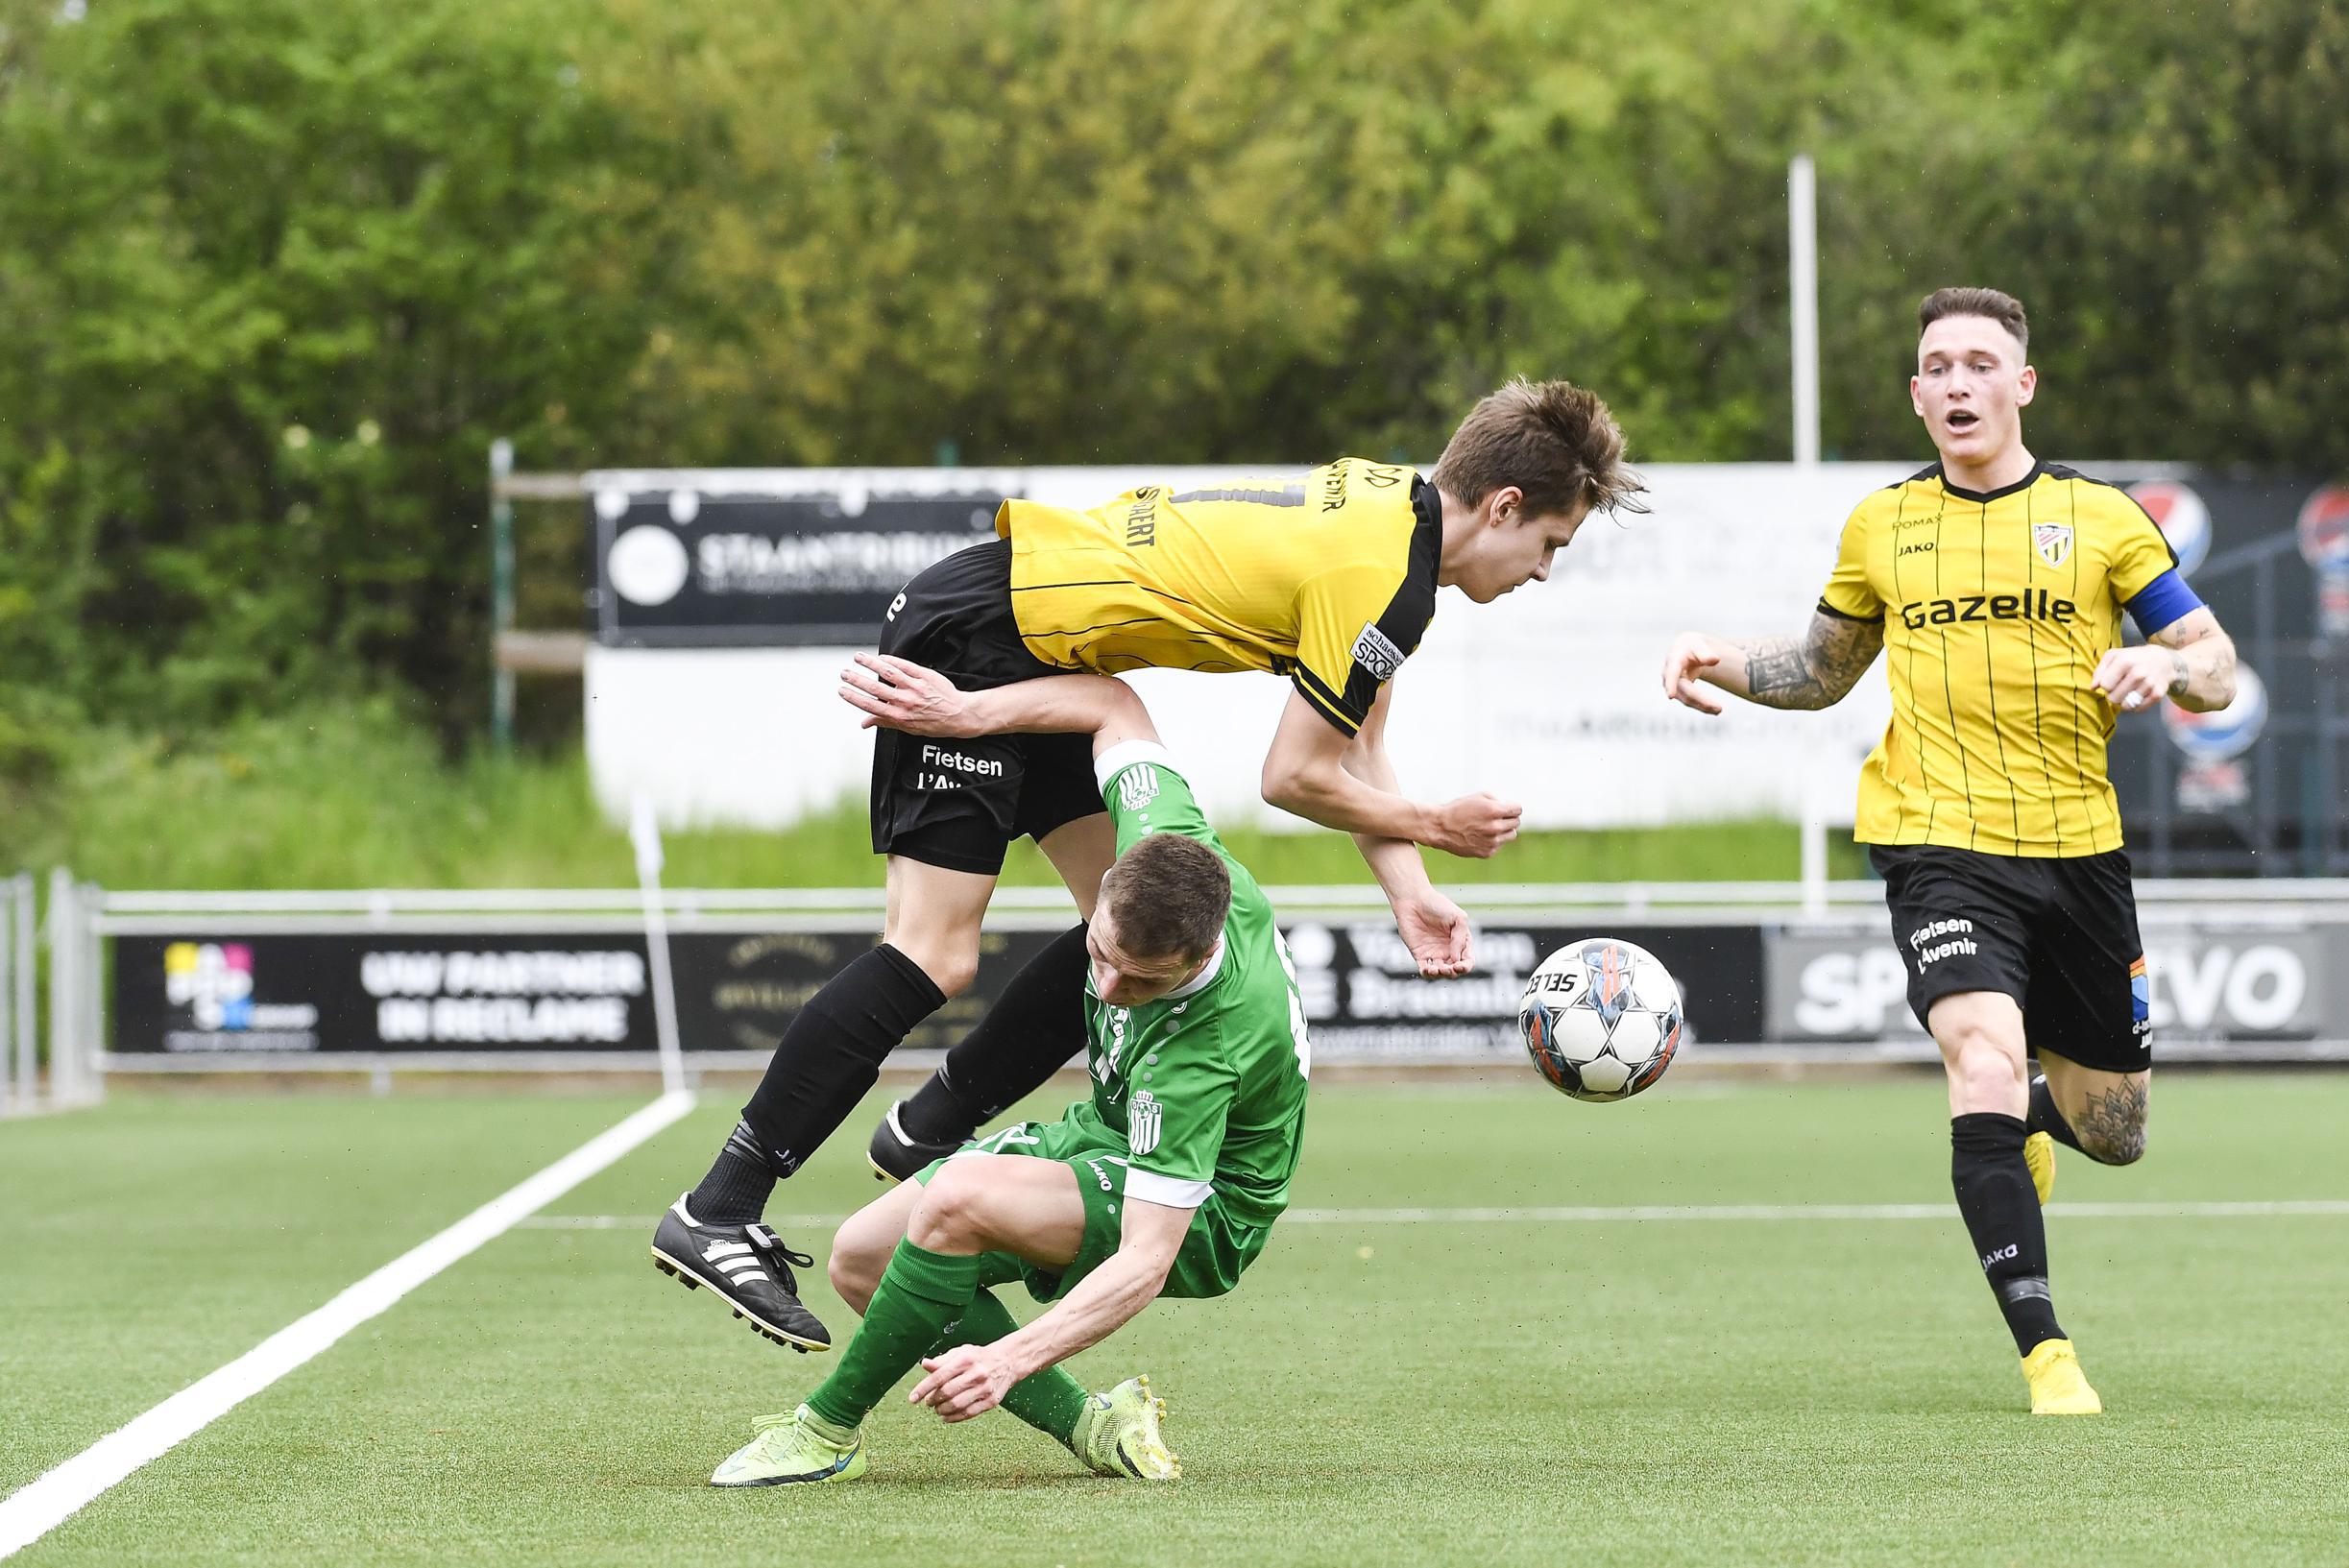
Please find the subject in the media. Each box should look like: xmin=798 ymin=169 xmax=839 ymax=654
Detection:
xmin=0 ymin=0 xmax=2340 ymax=748
xmin=0 ymin=0 xmax=653 ymax=736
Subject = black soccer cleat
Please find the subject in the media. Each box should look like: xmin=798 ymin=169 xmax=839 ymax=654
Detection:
xmin=649 ymin=1195 xmax=832 ymax=1352
xmin=865 ymin=1099 xmax=968 ymax=1185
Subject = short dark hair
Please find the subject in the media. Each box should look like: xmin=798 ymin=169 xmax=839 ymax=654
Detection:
xmin=1919 ymin=287 xmax=2029 ymax=352
xmin=1100 ymin=832 xmax=1230 ymax=966
xmin=1430 ymin=377 xmax=1647 ymax=520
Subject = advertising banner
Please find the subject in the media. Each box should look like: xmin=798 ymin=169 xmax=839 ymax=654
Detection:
xmin=590 ymin=472 xmax=1017 ymax=646
xmin=1762 ymin=919 xmax=2331 ymax=1048
xmin=111 ymin=921 xmax=1763 ymax=1062
xmin=117 ymin=934 xmax=662 ymax=1055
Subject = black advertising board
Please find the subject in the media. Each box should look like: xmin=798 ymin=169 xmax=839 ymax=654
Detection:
xmin=117 ymin=934 xmax=664 ymax=1055
xmin=591 ymin=481 xmax=1015 ymax=646
xmin=110 ymin=922 xmax=1764 ymax=1060
xmin=1274 ymin=917 xmax=1763 ymax=1060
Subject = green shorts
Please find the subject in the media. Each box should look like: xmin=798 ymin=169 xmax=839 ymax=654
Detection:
xmin=916 ymin=1117 xmax=1269 ymax=1304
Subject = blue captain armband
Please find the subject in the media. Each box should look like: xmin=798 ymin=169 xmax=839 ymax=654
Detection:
xmin=2124 ymin=569 xmax=2204 ymax=638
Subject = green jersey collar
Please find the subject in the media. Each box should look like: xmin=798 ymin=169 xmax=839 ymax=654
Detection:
xmin=1163 ymin=935 xmax=1227 ymax=1001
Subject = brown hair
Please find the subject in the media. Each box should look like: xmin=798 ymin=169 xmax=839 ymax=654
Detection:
xmin=1430 ymin=377 xmax=1646 ymax=519
xmin=1919 ymin=287 xmax=2029 ymax=352
xmin=1100 ymin=832 xmax=1230 ymax=966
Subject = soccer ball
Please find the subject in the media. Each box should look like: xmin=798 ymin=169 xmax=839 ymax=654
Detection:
xmin=1518 ymin=937 xmax=1684 ymax=1102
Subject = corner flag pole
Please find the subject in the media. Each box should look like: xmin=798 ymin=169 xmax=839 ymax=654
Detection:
xmin=630 ymin=793 xmax=688 ymax=1098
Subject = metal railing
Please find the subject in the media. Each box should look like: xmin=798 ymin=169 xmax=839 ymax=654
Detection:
xmin=0 ymin=874 xmax=49 ymax=1115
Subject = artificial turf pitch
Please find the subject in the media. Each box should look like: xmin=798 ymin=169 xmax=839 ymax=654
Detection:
xmin=5 ymin=1074 xmax=2346 ymax=1566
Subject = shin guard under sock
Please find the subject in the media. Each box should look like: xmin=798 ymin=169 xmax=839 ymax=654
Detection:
xmin=932 ymin=1289 xmax=1091 ymax=1445
xmin=806 ymin=1239 xmax=981 ymax=1430
xmin=1950 ymin=1112 xmax=2064 ymax=1354
xmin=737 ymin=943 xmax=947 ymax=1178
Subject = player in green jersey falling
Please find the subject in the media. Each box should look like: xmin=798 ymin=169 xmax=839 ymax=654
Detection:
xmin=705 ymin=653 xmax=1312 ymax=1486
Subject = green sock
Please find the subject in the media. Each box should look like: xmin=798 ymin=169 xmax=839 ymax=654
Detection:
xmin=805 ymin=1239 xmax=981 ymax=1431
xmin=936 ymin=1289 xmax=1092 ymax=1447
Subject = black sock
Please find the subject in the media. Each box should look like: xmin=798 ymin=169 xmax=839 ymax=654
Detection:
xmin=1950 ymin=1112 xmax=2064 ymax=1355
xmin=900 ymin=922 xmax=1091 ymax=1143
xmin=689 ymin=1121 xmax=780 ymax=1224
xmin=2024 ymin=1072 xmax=2085 ymax=1153
xmin=731 ymin=943 xmax=948 ymax=1181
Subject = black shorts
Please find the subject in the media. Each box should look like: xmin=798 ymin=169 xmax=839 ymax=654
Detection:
xmin=1869 ymin=843 xmax=2151 ymax=1073
xmin=867 ymin=539 xmax=1104 ymax=876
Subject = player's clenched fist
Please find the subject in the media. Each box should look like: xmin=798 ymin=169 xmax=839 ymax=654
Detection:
xmin=1661 ymin=633 xmax=1730 ymax=714
xmin=1427 ymin=792 xmax=1522 ymax=858
xmin=2090 ymin=646 xmax=2186 ymax=712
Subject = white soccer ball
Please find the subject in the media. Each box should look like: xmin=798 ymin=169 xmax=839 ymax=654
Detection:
xmin=1517 ymin=937 xmax=1684 ymax=1103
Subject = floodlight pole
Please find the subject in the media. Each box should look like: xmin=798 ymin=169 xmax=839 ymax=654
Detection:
xmin=490 ymin=438 xmax=517 ymax=752
xmin=1789 ymin=154 xmax=1821 ymax=468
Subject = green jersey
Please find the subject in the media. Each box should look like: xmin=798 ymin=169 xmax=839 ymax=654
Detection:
xmin=1062 ymin=741 xmax=1311 ymax=1231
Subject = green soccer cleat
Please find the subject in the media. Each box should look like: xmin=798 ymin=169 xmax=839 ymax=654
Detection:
xmin=1070 ymin=1374 xmax=1181 ymax=1481
xmin=709 ymin=1406 xmax=868 ymax=1487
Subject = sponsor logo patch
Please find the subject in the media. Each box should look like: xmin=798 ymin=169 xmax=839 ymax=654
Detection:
xmin=1349 ymin=622 xmax=1407 ymax=682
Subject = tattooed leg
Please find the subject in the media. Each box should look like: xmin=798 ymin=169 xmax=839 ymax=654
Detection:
xmin=2039 ymin=1059 xmax=2149 ymax=1166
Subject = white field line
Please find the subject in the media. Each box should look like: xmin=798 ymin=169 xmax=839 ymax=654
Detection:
xmin=516 ymin=1197 xmax=2349 ymax=1232
xmin=0 ymin=1090 xmax=696 ymax=1561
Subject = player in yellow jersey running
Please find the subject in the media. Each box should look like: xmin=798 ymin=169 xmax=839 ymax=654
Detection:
xmin=1661 ymin=288 xmax=2238 ymax=1414
xmin=652 ymin=379 xmax=1645 ymax=1350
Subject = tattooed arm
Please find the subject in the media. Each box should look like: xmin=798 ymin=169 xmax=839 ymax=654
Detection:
xmin=1660 ymin=611 xmax=1885 ymax=714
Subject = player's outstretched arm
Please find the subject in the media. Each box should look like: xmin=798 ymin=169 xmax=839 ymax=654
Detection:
xmin=907 ymin=1197 xmax=1191 ymax=1423
xmin=1262 ymin=688 xmax=1521 ymax=858
xmin=1340 ymin=682 xmax=1473 ymax=977
xmin=2092 ymin=606 xmax=2238 ymax=714
xmin=838 ymin=652 xmax=1157 ymax=756
xmin=1661 ymin=610 xmax=1885 ymax=714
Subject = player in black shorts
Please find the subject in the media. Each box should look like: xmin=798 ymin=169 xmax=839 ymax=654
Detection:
xmin=860 ymin=538 xmax=1105 ymax=875
xmin=1661 ymin=289 xmax=2238 ymax=1412
xmin=651 ymin=381 xmax=1646 ymax=1351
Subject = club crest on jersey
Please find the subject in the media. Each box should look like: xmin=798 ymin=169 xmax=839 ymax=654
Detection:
xmin=1117 ymin=765 xmax=1160 ymax=811
xmin=2033 ymin=521 xmax=2073 ymax=567
xmin=1350 ymin=622 xmax=1406 ymax=682
xmin=1127 ymin=1090 xmax=1163 ymax=1155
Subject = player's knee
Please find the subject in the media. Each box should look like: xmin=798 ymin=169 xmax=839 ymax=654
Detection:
xmin=885 ymin=935 xmax=980 ymax=1000
xmin=907 ymin=1162 xmax=992 ymax=1252
xmin=827 ymin=1241 xmax=884 ymax=1314
xmin=1944 ymin=1033 xmax=2024 ymax=1111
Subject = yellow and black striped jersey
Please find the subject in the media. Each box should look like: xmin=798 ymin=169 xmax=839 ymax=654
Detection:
xmin=995 ymin=459 xmax=1439 ymax=736
xmin=1820 ymin=462 xmax=2181 ymax=856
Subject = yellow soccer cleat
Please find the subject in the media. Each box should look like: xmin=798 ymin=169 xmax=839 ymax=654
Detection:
xmin=1071 ymin=1375 xmax=1181 ymax=1480
xmin=710 ymin=1406 xmax=868 ymax=1487
xmin=2022 ymin=1339 xmax=2102 ymax=1415
xmin=2023 ymin=1130 xmax=2057 ymax=1206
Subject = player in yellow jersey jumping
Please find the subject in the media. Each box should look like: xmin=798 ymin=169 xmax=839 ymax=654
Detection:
xmin=1661 ymin=288 xmax=2238 ymax=1414
xmin=652 ymin=380 xmax=1645 ymax=1350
